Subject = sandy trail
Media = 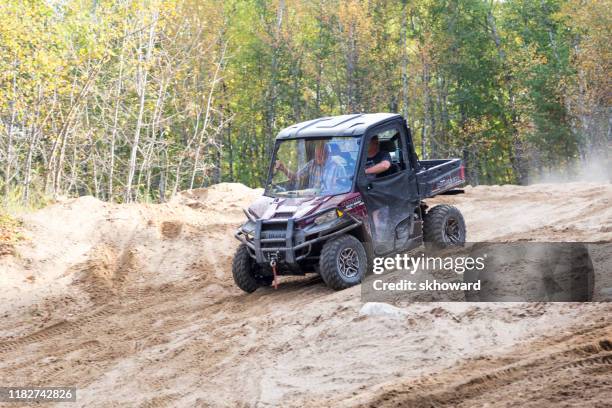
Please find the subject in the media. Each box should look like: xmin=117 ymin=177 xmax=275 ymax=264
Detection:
xmin=0 ymin=182 xmax=611 ymax=407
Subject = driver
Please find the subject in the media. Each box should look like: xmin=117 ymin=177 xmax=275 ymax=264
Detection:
xmin=275 ymin=141 xmax=346 ymax=192
xmin=365 ymin=135 xmax=392 ymax=177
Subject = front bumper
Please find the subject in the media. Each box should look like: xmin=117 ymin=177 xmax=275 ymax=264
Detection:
xmin=235 ymin=218 xmax=362 ymax=265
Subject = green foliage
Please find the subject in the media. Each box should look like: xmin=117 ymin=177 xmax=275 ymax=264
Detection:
xmin=1 ymin=183 xmax=54 ymax=213
xmin=0 ymin=0 xmax=609 ymax=208
xmin=0 ymin=207 xmax=25 ymax=255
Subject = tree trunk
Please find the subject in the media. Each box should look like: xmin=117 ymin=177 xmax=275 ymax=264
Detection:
xmin=422 ymin=54 xmax=431 ymax=159
xmin=125 ymin=11 xmax=158 ymax=202
xmin=190 ymin=41 xmax=226 ymax=189
xmin=263 ymin=0 xmax=285 ymax=162
xmin=400 ymin=0 xmax=410 ymax=122
xmin=487 ymin=4 xmax=528 ymax=184
xmin=24 ymin=85 xmax=44 ymax=204
xmin=109 ymin=32 xmax=126 ymax=201
xmin=23 ymin=126 xmax=37 ymax=205
xmin=3 ymin=66 xmax=17 ymax=207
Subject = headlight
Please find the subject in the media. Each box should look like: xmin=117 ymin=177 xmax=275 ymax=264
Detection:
xmin=314 ymin=209 xmax=338 ymax=225
xmin=241 ymin=220 xmax=256 ymax=237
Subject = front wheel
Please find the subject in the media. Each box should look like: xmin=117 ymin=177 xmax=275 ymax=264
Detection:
xmin=232 ymin=244 xmax=270 ymax=293
xmin=319 ymin=235 xmax=367 ymax=290
xmin=423 ymin=204 xmax=466 ymax=247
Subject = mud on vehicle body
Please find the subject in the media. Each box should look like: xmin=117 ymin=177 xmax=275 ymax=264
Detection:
xmin=234 ymin=113 xmax=467 ymax=292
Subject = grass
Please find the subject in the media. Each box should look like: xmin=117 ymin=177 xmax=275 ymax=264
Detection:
xmin=0 ymin=184 xmax=52 ymax=256
xmin=1 ymin=183 xmax=55 ymax=213
xmin=0 ymin=211 xmax=23 ymax=256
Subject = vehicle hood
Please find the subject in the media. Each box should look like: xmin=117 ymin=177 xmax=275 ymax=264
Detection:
xmin=247 ymin=193 xmax=357 ymax=220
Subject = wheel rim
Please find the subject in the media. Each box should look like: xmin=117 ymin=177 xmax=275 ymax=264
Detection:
xmin=337 ymin=247 xmax=360 ymax=279
xmin=443 ymin=217 xmax=462 ymax=244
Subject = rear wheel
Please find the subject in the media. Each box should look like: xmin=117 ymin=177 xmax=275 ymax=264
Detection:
xmin=232 ymin=244 xmax=270 ymax=293
xmin=319 ymin=235 xmax=367 ymax=290
xmin=423 ymin=204 xmax=466 ymax=247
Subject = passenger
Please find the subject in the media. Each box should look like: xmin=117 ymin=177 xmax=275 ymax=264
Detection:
xmin=274 ymin=141 xmax=346 ymax=192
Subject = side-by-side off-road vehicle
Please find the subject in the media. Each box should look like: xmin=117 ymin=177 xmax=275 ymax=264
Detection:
xmin=233 ymin=113 xmax=467 ymax=292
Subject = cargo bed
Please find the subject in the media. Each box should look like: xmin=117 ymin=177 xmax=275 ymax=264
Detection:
xmin=417 ymin=158 xmax=465 ymax=198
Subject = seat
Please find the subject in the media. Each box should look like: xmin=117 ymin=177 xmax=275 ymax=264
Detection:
xmin=378 ymin=137 xmax=400 ymax=176
xmin=329 ymin=143 xmax=355 ymax=168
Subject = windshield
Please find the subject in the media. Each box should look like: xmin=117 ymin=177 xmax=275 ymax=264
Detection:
xmin=265 ymin=137 xmax=360 ymax=198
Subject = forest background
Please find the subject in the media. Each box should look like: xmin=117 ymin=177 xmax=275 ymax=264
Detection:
xmin=0 ymin=0 xmax=609 ymax=207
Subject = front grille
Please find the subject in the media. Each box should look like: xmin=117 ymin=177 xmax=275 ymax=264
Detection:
xmin=260 ymin=222 xmax=287 ymax=249
xmin=273 ymin=212 xmax=293 ymax=219
xmin=261 ymin=230 xmax=286 ymax=240
xmin=258 ymin=220 xmax=293 ymax=263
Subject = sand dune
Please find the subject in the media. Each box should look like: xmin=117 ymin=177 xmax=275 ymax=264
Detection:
xmin=0 ymin=182 xmax=610 ymax=407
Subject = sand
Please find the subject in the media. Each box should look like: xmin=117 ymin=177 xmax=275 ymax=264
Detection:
xmin=0 ymin=182 xmax=610 ymax=407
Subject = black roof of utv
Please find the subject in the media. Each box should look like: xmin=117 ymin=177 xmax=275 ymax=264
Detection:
xmin=276 ymin=113 xmax=401 ymax=139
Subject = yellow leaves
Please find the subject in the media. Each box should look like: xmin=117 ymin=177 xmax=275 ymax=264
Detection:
xmin=159 ymin=0 xmax=179 ymax=18
xmin=558 ymin=0 xmax=611 ymax=108
xmin=462 ymin=116 xmax=497 ymax=147
xmin=0 ymin=212 xmax=23 ymax=257
xmin=337 ymin=0 xmax=373 ymax=40
xmin=513 ymin=36 xmax=524 ymax=47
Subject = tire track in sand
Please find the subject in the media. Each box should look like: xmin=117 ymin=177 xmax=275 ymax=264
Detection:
xmin=356 ymin=323 xmax=611 ymax=408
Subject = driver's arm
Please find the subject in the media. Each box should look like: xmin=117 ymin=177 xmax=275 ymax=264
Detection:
xmin=277 ymin=160 xmax=313 ymax=184
xmin=275 ymin=160 xmax=296 ymax=180
xmin=365 ymin=159 xmax=391 ymax=175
